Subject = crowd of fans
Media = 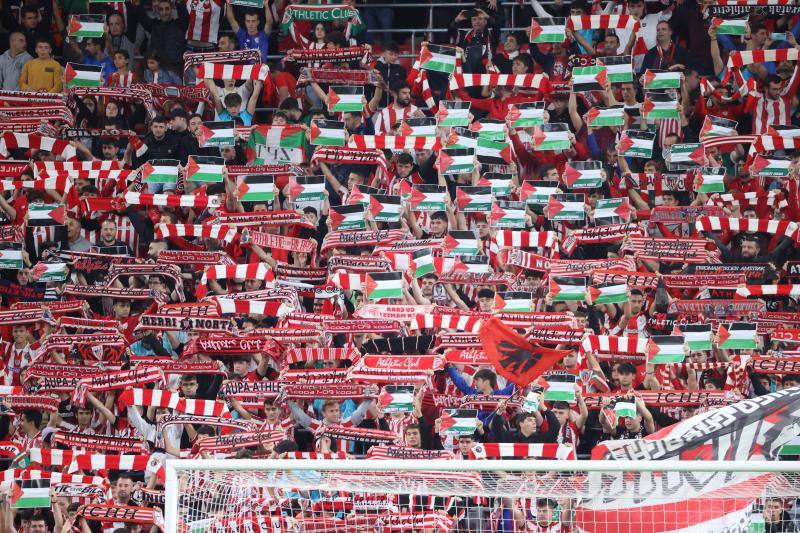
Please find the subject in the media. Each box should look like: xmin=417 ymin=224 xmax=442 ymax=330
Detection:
xmin=1 ymin=0 xmax=800 ymax=531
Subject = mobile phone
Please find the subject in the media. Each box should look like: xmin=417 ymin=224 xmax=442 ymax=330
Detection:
xmin=771 ymin=32 xmax=788 ymax=41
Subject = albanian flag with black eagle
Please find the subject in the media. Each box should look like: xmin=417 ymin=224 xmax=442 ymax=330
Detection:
xmin=479 ymin=317 xmax=570 ymax=387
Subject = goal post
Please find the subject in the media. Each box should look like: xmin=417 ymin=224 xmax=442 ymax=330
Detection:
xmin=164 ymin=459 xmax=800 ymax=532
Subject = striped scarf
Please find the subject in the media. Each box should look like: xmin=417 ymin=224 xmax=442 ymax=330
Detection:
xmin=287 ymin=46 xmax=370 ymax=64
xmin=348 ymin=134 xmax=440 ymax=151
xmin=469 ymin=442 xmax=576 ymax=460
xmin=155 ymin=223 xmax=238 ymax=244
xmin=696 ymin=215 xmax=799 ymax=242
xmin=116 ymin=388 xmax=231 ymax=417
xmin=0 ymin=132 xmax=76 ymax=159
xmin=448 ymin=73 xmax=549 ymax=91
xmin=197 ymin=262 xmax=274 ymax=298
xmin=52 ymin=432 xmax=148 ymax=454
xmin=122 ymin=192 xmax=221 ymax=209
xmin=71 ymin=367 xmax=164 ymax=406
xmin=408 ymin=314 xmax=483 ymax=333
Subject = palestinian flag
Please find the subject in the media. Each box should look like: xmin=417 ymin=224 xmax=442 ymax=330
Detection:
xmin=32 ymin=262 xmax=68 ymax=282
xmin=617 ymin=130 xmax=655 ymax=158
xmin=411 ymin=249 xmax=436 ymax=277
xmin=437 ymin=101 xmax=470 ymax=127
xmin=476 ymin=138 xmax=513 ymax=164
xmin=717 ymin=322 xmax=757 ymax=350
xmin=419 ymin=43 xmax=457 ymax=74
xmin=186 ymin=155 xmax=224 ymax=183
xmin=460 ymin=255 xmax=492 ymax=273
xmin=310 ymin=119 xmax=345 ymax=146
xmin=507 ymin=102 xmax=545 ymax=128
xmin=0 ymin=246 xmax=23 ymax=269
xmin=700 ymin=115 xmax=738 ymax=139
xmin=522 ymin=391 xmax=540 ymax=412
xmin=140 ymin=159 xmax=179 ymax=184
xmin=438 ymin=149 xmax=475 ymax=175
xmin=598 ymin=55 xmax=634 ymax=84
xmin=379 ymin=385 xmax=415 ymax=413
xmin=572 ymin=66 xmax=608 ymax=92
xmin=369 ymin=194 xmax=402 ymax=222
xmin=669 ymin=143 xmax=705 ymax=166
xmin=646 ymin=335 xmax=686 ymax=364
xmin=768 ymin=125 xmax=800 ymax=138
xmin=197 ymin=121 xmax=235 ymax=148
xmin=678 ymin=324 xmax=713 ymax=351
xmin=470 ymin=119 xmax=506 ymax=141
xmin=491 ymin=201 xmax=527 ymax=228
xmin=563 ymin=160 xmax=604 ymax=188
xmin=237 ymin=175 xmax=275 ymax=202
xmin=532 ymin=124 xmax=571 ymax=151
xmin=68 ymin=15 xmax=105 ymax=37
xmin=603 ymin=398 xmax=636 ymax=426
xmin=456 ymin=186 xmax=493 ymax=213
xmin=712 ymin=17 xmax=747 ymax=36
xmin=366 ymin=271 xmax=404 ymax=300
xmin=330 ymin=204 xmax=366 ymax=230
xmin=589 ymin=282 xmax=628 ymax=304
xmin=520 ymin=181 xmax=560 ymax=204
xmin=643 ymin=70 xmax=682 ymax=90
xmin=549 ymin=275 xmax=586 ymax=301
xmin=494 ymin=292 xmax=534 ymax=313
xmin=585 ymin=105 xmax=625 ymax=127
xmin=750 ymin=155 xmax=791 ymax=177
xmin=327 ymin=85 xmax=363 ymax=113
xmin=27 ymin=202 xmax=66 ymax=226
xmin=439 ymin=409 xmax=478 ymax=436
xmin=401 ymin=117 xmax=437 ymax=137
xmin=541 ymin=373 xmax=577 ymax=402
xmin=594 ymin=198 xmax=631 ymax=224
xmin=547 ymin=194 xmax=585 ymax=221
xmin=479 ymin=173 xmax=513 ymax=196
xmin=348 ymin=184 xmax=380 ymax=206
xmin=10 ymin=480 xmax=50 ymax=509
xmin=65 ymin=63 xmax=103 ymax=88
xmin=410 ymin=184 xmax=447 ymax=211
xmin=642 ymin=93 xmax=679 ymax=119
xmin=288 ymin=175 xmax=326 ymax=202
xmin=694 ymin=170 xmax=726 ymax=193
xmin=530 ymin=17 xmax=566 ymax=43
xmin=443 ymin=230 xmax=480 ymax=256
xmin=779 ymin=436 xmax=800 ymax=457
xmin=446 ymin=129 xmax=477 ymax=150
xmin=248 ymin=124 xmax=305 ymax=149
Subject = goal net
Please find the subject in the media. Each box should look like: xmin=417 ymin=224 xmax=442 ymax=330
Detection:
xmin=164 ymin=459 xmax=800 ymax=532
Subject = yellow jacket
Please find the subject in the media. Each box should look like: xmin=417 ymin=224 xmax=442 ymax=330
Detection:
xmin=19 ymin=58 xmax=62 ymax=93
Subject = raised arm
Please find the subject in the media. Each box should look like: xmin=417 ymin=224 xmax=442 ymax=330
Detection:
xmin=226 ymin=0 xmax=241 ymax=34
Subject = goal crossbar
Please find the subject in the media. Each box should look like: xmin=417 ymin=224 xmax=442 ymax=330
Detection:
xmin=164 ymin=459 xmax=800 ymax=532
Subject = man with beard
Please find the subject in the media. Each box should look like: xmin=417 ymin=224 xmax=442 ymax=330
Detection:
xmin=372 ymin=80 xmax=418 ymax=134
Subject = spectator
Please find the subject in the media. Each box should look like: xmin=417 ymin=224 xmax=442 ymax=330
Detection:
xmin=0 ymin=31 xmax=31 ymax=90
xmin=226 ymin=1 xmax=272 ymax=62
xmin=128 ymin=0 xmax=189 ymax=73
xmin=18 ymin=38 xmax=62 ymax=92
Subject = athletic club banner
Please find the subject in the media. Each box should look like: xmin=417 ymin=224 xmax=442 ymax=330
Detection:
xmin=577 ymin=387 xmax=800 ymax=532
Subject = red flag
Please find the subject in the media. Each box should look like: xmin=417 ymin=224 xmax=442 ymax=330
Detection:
xmin=479 ymin=317 xmax=570 ymax=387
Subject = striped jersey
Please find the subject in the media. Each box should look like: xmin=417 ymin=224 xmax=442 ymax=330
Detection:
xmin=750 ymin=68 xmax=800 ymax=134
xmin=185 ymin=0 xmax=224 ymax=44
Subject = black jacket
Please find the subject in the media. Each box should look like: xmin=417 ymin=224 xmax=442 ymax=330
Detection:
xmin=133 ymin=132 xmax=181 ymax=168
xmin=169 ymin=129 xmax=199 ymax=165
xmin=128 ymin=2 xmax=189 ymax=72
xmin=490 ymin=409 xmax=560 ymax=443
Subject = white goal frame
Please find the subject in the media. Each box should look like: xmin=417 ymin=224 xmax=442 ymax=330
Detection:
xmin=163 ymin=459 xmax=800 ymax=532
